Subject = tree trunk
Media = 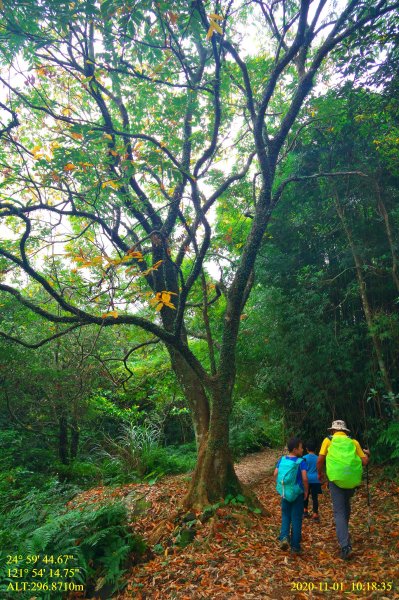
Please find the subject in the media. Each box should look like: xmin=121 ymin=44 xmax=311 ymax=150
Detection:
xmin=375 ymin=182 xmax=399 ymax=293
xmin=70 ymin=397 xmax=79 ymax=460
xmin=183 ymin=379 xmax=241 ymax=509
xmin=169 ymin=351 xmax=257 ymax=510
xmin=59 ymin=412 xmax=69 ymax=465
xmin=168 ymin=348 xmax=210 ymax=450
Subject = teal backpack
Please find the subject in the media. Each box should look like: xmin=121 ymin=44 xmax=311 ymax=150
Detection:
xmin=276 ymin=457 xmax=303 ymax=502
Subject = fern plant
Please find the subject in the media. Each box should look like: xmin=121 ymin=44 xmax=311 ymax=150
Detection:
xmin=0 ymin=500 xmax=145 ymax=599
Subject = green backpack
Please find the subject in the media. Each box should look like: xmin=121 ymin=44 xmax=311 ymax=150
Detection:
xmin=326 ymin=435 xmax=362 ymax=489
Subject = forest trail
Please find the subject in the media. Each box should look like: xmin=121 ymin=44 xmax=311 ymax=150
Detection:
xmin=234 ymin=447 xmax=281 ymax=485
xmin=71 ymin=451 xmax=399 ymax=599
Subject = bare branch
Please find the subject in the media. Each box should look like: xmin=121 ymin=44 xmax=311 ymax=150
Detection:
xmin=272 ymin=170 xmax=369 ymax=203
xmin=0 ymin=324 xmax=84 ymax=349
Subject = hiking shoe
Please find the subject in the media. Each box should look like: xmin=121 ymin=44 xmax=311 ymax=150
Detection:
xmin=279 ymin=538 xmax=290 ymax=551
xmin=303 ymin=511 xmax=310 ymax=519
xmin=340 ymin=545 xmax=352 ymax=560
xmin=291 ymin=548 xmax=303 ymax=555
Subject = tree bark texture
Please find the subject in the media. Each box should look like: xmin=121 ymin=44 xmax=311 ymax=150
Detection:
xmin=182 ymin=380 xmax=241 ymax=509
xmin=168 ymin=348 xmax=210 ymax=451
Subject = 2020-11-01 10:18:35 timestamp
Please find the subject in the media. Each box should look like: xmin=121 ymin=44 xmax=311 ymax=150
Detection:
xmin=290 ymin=581 xmax=394 ymax=593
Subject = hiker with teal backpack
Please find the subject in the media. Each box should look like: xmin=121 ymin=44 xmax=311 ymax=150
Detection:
xmin=317 ymin=420 xmax=370 ymax=560
xmin=274 ymin=437 xmax=309 ymax=554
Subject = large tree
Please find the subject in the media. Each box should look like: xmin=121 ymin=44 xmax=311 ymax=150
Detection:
xmin=0 ymin=0 xmax=397 ymax=507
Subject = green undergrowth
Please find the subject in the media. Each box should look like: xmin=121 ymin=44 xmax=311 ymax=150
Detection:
xmin=95 ymin=441 xmax=198 ymax=485
xmin=0 ymin=481 xmax=145 ymax=599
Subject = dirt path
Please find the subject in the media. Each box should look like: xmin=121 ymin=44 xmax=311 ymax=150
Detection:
xmin=116 ymin=462 xmax=399 ymax=600
xmin=234 ymin=447 xmax=282 ymax=486
xmin=70 ymin=448 xmax=398 ymax=599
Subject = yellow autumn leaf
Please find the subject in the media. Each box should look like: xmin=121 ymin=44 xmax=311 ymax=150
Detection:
xmin=108 ymin=255 xmax=131 ymax=266
xmin=36 ymin=67 xmax=48 ymax=77
xmin=101 ymin=310 xmax=118 ymax=319
xmin=79 ymin=161 xmax=94 ymax=171
xmin=161 ymin=291 xmax=177 ymax=309
xmin=149 ymin=293 xmax=164 ymax=310
xmin=149 ymin=290 xmax=176 ymax=311
xmin=139 ymin=260 xmax=163 ymax=276
xmin=206 ymin=15 xmax=223 ymax=39
xmin=109 ymin=149 xmax=118 ymax=156
xmin=149 ymin=294 xmax=161 ymax=306
xmin=64 ymin=162 xmax=77 ymax=171
xmin=102 ymin=180 xmax=121 ymax=190
xmin=206 ymin=22 xmax=223 ymax=38
xmin=62 ymin=106 xmax=73 ymax=116
xmin=71 ymin=132 xmax=83 ymax=140
xmin=127 ymin=249 xmax=144 ymax=261
xmin=103 ymin=133 xmax=113 ymax=140
xmin=209 ymin=13 xmax=224 ymax=20
xmin=161 ymin=291 xmax=172 ymax=303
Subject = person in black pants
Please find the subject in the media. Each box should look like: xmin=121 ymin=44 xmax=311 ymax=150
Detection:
xmin=303 ymin=441 xmax=323 ymax=521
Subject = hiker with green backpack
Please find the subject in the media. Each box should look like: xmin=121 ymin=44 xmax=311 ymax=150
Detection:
xmin=274 ymin=437 xmax=309 ymax=554
xmin=317 ymin=420 xmax=370 ymax=560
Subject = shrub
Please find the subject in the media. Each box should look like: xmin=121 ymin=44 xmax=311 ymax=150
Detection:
xmin=97 ymin=422 xmax=162 ymax=477
xmin=140 ymin=443 xmax=197 ymax=477
xmin=98 ymin=439 xmax=197 ymax=484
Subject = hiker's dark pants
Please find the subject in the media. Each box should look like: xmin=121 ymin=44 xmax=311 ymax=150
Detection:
xmin=279 ymin=493 xmax=304 ymax=551
xmin=329 ymin=482 xmax=355 ymax=548
xmin=304 ymin=483 xmax=321 ymax=514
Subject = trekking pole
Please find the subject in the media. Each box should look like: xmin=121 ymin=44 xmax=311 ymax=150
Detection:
xmin=361 ymin=391 xmax=371 ymax=533
xmin=366 ymin=462 xmax=371 ymax=533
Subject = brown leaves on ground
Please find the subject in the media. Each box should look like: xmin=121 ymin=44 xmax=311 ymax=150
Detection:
xmin=70 ymin=452 xmax=399 ymax=599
